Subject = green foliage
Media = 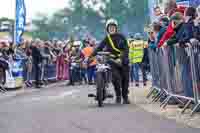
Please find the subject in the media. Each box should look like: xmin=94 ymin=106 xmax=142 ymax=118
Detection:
xmin=0 ymin=17 xmax=14 ymax=25
xmin=32 ymin=0 xmax=149 ymax=40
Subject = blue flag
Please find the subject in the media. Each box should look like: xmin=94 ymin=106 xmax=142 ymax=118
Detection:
xmin=15 ymin=0 xmax=26 ymax=45
xmin=189 ymin=0 xmax=200 ymax=7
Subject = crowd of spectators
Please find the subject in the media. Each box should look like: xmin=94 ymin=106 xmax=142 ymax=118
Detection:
xmin=0 ymin=37 xmax=97 ymax=88
xmin=147 ymin=0 xmax=200 ymax=105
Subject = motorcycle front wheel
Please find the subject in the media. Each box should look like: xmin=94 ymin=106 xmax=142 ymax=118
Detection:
xmin=96 ymin=72 xmax=105 ymax=107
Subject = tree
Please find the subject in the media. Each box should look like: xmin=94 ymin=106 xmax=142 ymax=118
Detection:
xmin=32 ymin=14 xmax=50 ymax=40
xmin=32 ymin=0 xmax=149 ymax=40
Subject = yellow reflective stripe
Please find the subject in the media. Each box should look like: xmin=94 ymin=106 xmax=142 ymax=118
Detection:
xmin=131 ymin=56 xmax=143 ymax=59
xmin=109 ymin=54 xmax=117 ymax=58
xmin=129 ymin=49 xmax=143 ymax=52
xmin=107 ymin=34 xmax=121 ymax=53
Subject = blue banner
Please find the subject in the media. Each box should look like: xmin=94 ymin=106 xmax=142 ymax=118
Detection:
xmin=176 ymin=0 xmax=200 ymax=7
xmin=190 ymin=0 xmax=200 ymax=7
xmin=15 ymin=0 xmax=26 ymax=45
xmin=176 ymin=0 xmax=190 ymax=7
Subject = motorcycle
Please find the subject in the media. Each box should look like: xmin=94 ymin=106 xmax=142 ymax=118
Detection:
xmin=88 ymin=52 xmax=113 ymax=107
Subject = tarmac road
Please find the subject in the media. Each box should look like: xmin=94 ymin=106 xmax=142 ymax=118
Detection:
xmin=0 ymin=83 xmax=197 ymax=133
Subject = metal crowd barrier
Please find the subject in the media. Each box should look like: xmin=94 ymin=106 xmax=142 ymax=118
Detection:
xmin=147 ymin=39 xmax=200 ymax=116
xmin=23 ymin=63 xmax=57 ymax=82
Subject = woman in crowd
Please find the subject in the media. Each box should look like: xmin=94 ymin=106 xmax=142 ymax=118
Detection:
xmin=55 ymin=41 xmax=65 ymax=80
xmin=25 ymin=42 xmax=33 ymax=87
xmin=63 ymin=44 xmax=70 ymax=81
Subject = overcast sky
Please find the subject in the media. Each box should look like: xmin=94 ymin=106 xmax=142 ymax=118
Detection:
xmin=0 ymin=0 xmax=69 ymax=20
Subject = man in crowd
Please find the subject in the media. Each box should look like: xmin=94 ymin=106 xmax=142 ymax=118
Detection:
xmin=158 ymin=0 xmax=186 ymax=48
xmin=31 ymin=40 xmax=43 ymax=88
xmin=153 ymin=6 xmax=164 ymax=22
xmin=68 ymin=43 xmax=82 ymax=85
xmin=39 ymin=41 xmax=51 ymax=85
xmin=129 ymin=33 xmax=147 ymax=87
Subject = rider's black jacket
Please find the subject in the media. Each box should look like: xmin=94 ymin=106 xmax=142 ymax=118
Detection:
xmin=93 ymin=33 xmax=129 ymax=65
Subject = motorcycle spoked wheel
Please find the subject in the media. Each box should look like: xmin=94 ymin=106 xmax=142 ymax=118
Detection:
xmin=96 ymin=72 xmax=106 ymax=107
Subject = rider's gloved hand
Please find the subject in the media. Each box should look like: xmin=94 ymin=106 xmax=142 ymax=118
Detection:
xmin=121 ymin=57 xmax=129 ymax=65
xmin=116 ymin=58 xmax=122 ymax=64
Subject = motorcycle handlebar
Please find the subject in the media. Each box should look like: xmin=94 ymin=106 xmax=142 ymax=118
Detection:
xmin=97 ymin=52 xmax=110 ymax=56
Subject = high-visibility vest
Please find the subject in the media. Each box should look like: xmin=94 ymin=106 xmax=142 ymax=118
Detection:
xmin=128 ymin=39 xmax=145 ymax=64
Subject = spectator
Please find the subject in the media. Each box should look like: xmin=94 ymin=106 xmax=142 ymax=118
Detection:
xmin=82 ymin=40 xmax=97 ymax=85
xmin=166 ymin=11 xmax=193 ymax=98
xmin=153 ymin=6 xmax=164 ymax=22
xmin=40 ymin=41 xmax=51 ymax=84
xmin=148 ymin=31 xmax=156 ymax=49
xmin=194 ymin=6 xmax=200 ymax=41
xmin=25 ymin=43 xmax=33 ymax=87
xmin=0 ymin=42 xmax=9 ymax=58
xmin=80 ymin=41 xmax=88 ymax=84
xmin=158 ymin=0 xmax=187 ymax=48
xmin=31 ymin=41 xmax=42 ymax=88
xmin=195 ymin=6 xmax=200 ymax=25
xmin=68 ymin=45 xmax=82 ymax=85
xmin=165 ymin=8 xmax=196 ymax=47
xmin=129 ymin=33 xmax=147 ymax=87
xmin=164 ymin=0 xmax=185 ymax=16
xmin=152 ymin=22 xmax=166 ymax=47
xmin=7 ymin=42 xmax=14 ymax=57
xmin=63 ymin=45 xmax=70 ymax=80
xmin=56 ymin=41 xmax=65 ymax=80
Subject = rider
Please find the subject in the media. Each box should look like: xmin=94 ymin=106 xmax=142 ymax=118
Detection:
xmin=91 ymin=18 xmax=130 ymax=104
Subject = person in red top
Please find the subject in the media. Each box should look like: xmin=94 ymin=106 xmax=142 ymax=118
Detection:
xmin=158 ymin=0 xmax=187 ymax=48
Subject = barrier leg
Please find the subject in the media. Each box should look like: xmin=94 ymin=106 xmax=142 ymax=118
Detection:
xmin=161 ymin=95 xmax=172 ymax=109
xmin=146 ymin=87 xmax=156 ymax=98
xmin=174 ymin=97 xmax=185 ymax=105
xmin=181 ymin=100 xmax=192 ymax=114
xmin=191 ymin=103 xmax=200 ymax=116
xmin=154 ymin=91 xmax=166 ymax=102
xmin=160 ymin=96 xmax=169 ymax=107
xmin=151 ymin=91 xmax=162 ymax=103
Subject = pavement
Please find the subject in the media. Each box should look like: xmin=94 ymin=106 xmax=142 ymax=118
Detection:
xmin=128 ymin=82 xmax=200 ymax=128
xmin=0 ymin=82 xmax=199 ymax=133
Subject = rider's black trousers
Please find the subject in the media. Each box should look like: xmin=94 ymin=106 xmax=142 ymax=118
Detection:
xmin=111 ymin=64 xmax=129 ymax=99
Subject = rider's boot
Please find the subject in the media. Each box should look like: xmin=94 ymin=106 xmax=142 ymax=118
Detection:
xmin=116 ymin=96 xmax=121 ymax=104
xmin=123 ymin=97 xmax=131 ymax=104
